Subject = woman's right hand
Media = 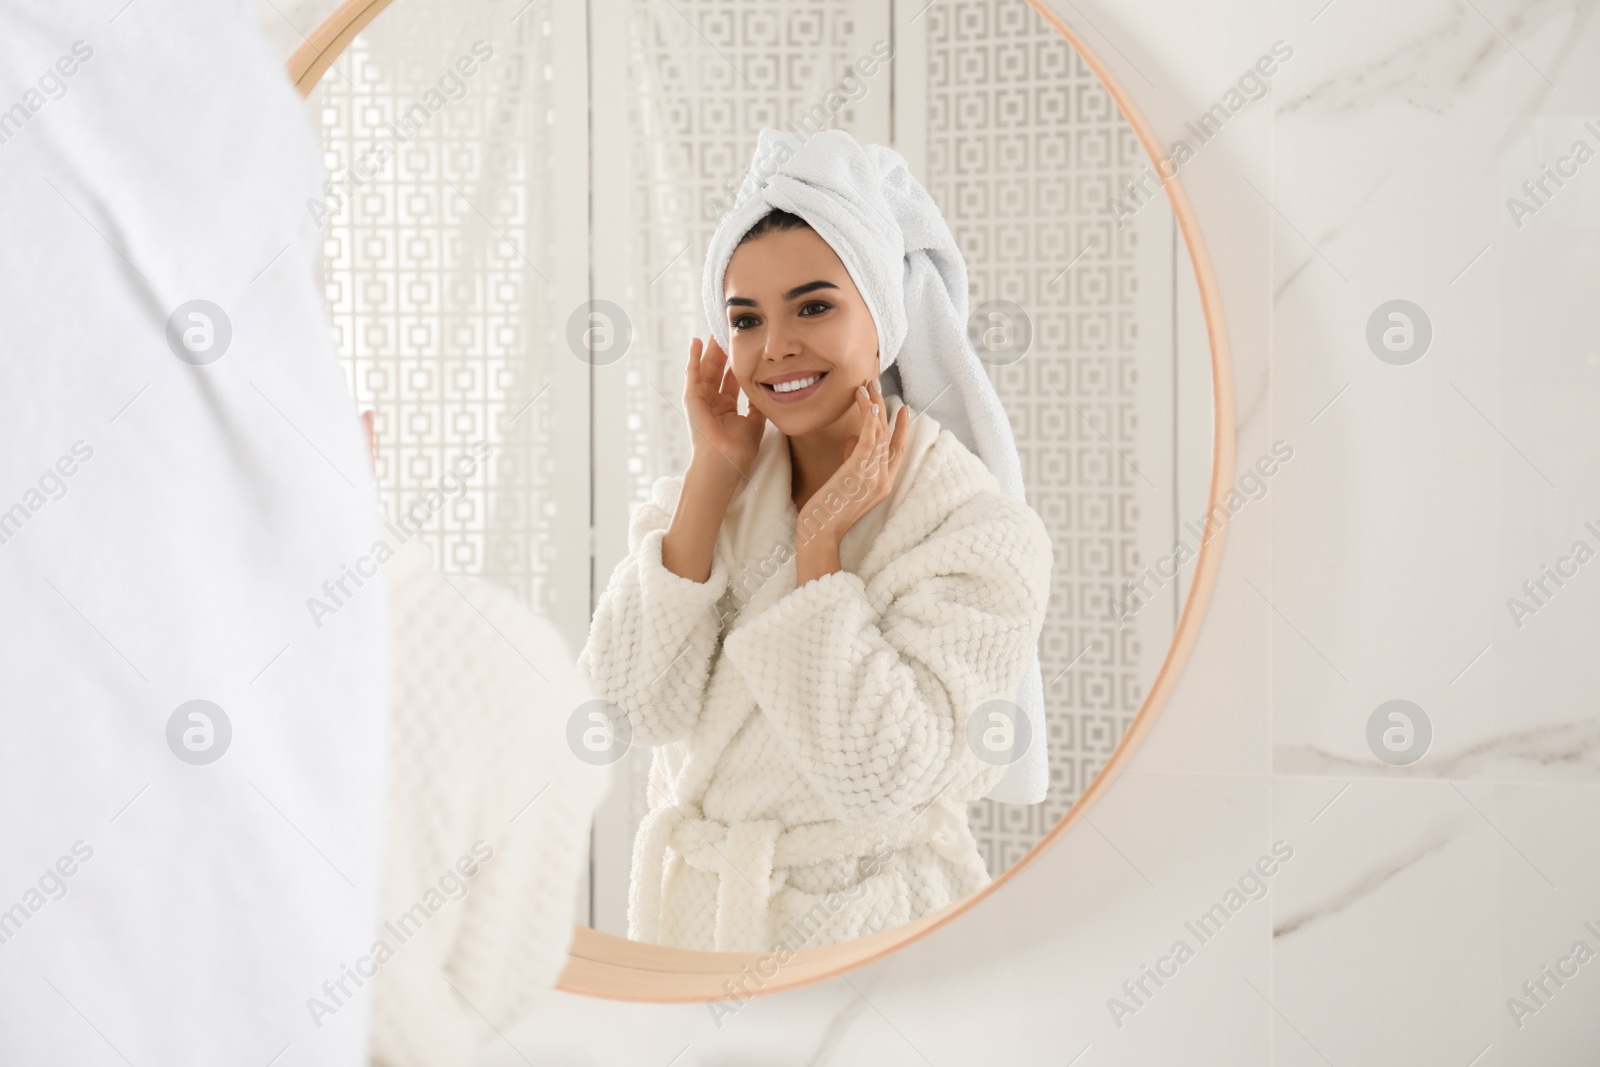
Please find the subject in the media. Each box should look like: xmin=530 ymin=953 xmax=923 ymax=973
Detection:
xmin=683 ymin=334 xmax=765 ymax=486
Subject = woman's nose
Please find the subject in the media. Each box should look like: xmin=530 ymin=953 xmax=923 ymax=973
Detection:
xmin=761 ymin=318 xmax=802 ymax=360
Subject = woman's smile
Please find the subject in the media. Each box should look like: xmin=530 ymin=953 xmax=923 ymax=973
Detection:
xmin=760 ymin=369 xmax=829 ymax=404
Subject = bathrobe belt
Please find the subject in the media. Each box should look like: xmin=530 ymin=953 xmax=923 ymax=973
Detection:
xmin=630 ymin=799 xmax=975 ymax=952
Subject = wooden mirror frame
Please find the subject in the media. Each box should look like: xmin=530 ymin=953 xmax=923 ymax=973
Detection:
xmin=288 ymin=0 xmax=1236 ymax=1003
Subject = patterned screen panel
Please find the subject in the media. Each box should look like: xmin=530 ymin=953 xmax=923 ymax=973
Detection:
xmin=314 ymin=0 xmax=561 ymax=607
xmin=619 ymin=2 xmax=864 ymax=505
xmin=921 ymin=0 xmax=1149 ymax=875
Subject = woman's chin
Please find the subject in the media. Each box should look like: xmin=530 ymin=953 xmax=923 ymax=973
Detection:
xmin=760 ymin=400 xmax=839 ymax=436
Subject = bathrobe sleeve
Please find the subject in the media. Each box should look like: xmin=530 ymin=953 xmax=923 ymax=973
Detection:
xmin=578 ymin=474 xmax=732 ymax=745
xmin=720 ymin=490 xmax=1054 ymax=824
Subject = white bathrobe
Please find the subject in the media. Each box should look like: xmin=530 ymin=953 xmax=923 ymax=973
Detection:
xmin=368 ymin=535 xmax=611 ymax=1066
xmin=0 ymin=4 xmax=388 ymax=1063
xmin=579 ymin=395 xmax=1054 ymax=952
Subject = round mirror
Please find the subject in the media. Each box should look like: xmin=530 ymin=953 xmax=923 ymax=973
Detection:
xmin=280 ymin=0 xmax=1232 ymax=999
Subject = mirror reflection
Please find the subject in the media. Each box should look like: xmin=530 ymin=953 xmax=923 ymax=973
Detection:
xmin=579 ymin=157 xmax=1059 ymax=950
xmin=299 ymin=0 xmax=1214 ymax=955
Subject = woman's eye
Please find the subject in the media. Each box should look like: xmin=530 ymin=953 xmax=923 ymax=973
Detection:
xmin=730 ymin=302 xmax=827 ymax=331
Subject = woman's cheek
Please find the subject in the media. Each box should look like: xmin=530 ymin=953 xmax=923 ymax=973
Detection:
xmin=842 ymin=313 xmax=878 ymax=376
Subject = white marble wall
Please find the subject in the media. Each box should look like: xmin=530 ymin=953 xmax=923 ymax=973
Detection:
xmin=483 ymin=0 xmax=1600 ymax=1063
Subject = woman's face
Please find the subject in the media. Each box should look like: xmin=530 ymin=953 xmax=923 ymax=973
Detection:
xmin=722 ymin=225 xmax=879 ymax=437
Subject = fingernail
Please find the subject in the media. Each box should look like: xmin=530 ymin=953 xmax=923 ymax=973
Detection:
xmin=859 ymin=384 xmax=869 ymax=398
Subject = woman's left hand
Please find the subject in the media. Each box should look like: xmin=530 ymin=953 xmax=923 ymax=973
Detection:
xmin=795 ymin=377 xmax=910 ymax=560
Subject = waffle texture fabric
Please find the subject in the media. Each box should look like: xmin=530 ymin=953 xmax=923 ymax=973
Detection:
xmin=367 ymin=535 xmax=612 ymax=1066
xmin=579 ymin=395 xmax=1053 ymax=952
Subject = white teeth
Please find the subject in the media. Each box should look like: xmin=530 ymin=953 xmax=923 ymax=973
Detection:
xmin=770 ymin=373 xmax=822 ymax=394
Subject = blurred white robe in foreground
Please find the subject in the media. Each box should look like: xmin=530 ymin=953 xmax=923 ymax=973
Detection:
xmin=368 ymin=534 xmax=613 ymax=1067
xmin=0 ymin=2 xmax=389 ymax=1063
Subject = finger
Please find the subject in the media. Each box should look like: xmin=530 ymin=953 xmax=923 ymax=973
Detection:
xmin=704 ymin=334 xmax=729 ymax=378
xmin=873 ymin=402 xmax=900 ymax=477
xmin=853 ymin=383 xmax=879 ymax=456
xmin=850 ymin=385 xmax=878 ymax=462
xmin=857 ymin=379 xmax=879 ymax=426
xmin=886 ymin=404 xmax=910 ymax=472
xmin=685 ymin=337 xmax=703 ymax=402
xmin=718 ymin=361 xmax=741 ymax=406
xmin=860 ymin=380 xmax=885 ymax=434
xmin=869 ymin=386 xmax=891 ymax=459
xmin=701 ymin=339 xmax=724 ymax=390
xmin=857 ymin=397 xmax=891 ymax=480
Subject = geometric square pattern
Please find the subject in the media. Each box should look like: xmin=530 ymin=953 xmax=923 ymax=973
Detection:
xmin=928 ymin=0 xmax=1145 ymax=875
xmin=315 ymin=1 xmax=559 ymax=610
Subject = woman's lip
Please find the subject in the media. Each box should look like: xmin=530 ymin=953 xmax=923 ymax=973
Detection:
xmin=762 ymin=371 xmax=828 ymax=404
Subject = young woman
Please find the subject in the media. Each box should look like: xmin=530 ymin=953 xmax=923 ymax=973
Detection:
xmin=579 ymin=142 xmax=1054 ymax=954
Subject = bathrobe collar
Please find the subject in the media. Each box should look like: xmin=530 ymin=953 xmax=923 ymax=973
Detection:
xmin=717 ymin=392 xmax=943 ymax=582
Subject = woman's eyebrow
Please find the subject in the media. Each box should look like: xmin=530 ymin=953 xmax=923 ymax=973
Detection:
xmin=725 ymin=280 xmax=839 ymax=308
